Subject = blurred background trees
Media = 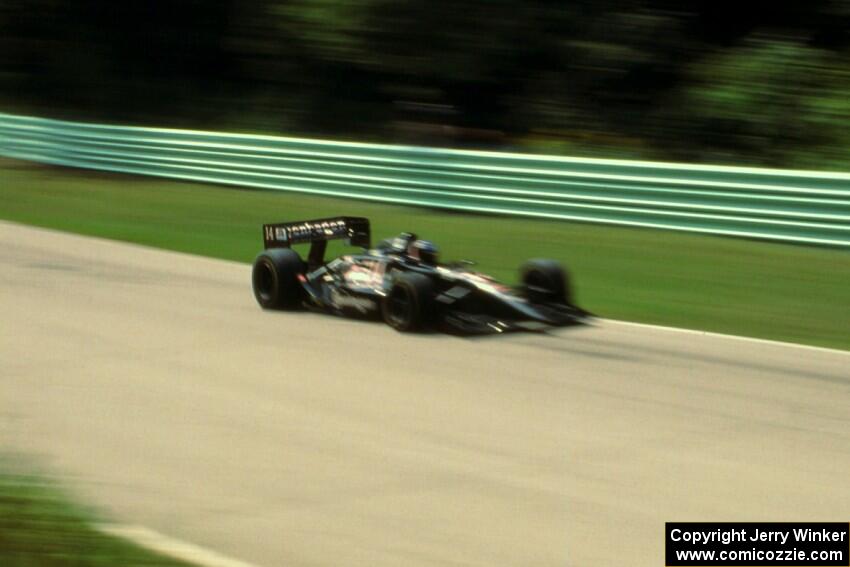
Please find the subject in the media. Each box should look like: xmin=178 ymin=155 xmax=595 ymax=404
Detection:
xmin=1 ymin=0 xmax=848 ymax=169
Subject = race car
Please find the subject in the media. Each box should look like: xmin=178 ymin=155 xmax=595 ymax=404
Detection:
xmin=251 ymin=216 xmax=590 ymax=334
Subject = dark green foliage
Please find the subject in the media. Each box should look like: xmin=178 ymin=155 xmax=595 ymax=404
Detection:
xmin=0 ymin=1 xmax=848 ymax=168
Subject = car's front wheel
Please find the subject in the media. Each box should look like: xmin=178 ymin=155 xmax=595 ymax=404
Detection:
xmin=520 ymin=259 xmax=571 ymax=305
xmin=252 ymin=248 xmax=305 ymax=309
xmin=382 ymin=273 xmax=434 ymax=332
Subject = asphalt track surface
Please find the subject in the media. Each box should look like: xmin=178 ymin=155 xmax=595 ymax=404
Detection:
xmin=1 ymin=221 xmax=848 ymax=567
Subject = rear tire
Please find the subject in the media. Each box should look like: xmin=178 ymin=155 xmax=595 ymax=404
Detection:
xmin=252 ymin=249 xmax=305 ymax=309
xmin=520 ymin=259 xmax=571 ymax=304
xmin=382 ymin=273 xmax=434 ymax=332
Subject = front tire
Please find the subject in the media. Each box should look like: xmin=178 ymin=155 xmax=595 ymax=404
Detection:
xmin=520 ymin=259 xmax=571 ymax=304
xmin=382 ymin=273 xmax=435 ymax=332
xmin=252 ymin=248 xmax=305 ymax=309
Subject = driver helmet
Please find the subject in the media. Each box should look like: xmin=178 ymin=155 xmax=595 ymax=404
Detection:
xmin=408 ymin=239 xmax=439 ymax=265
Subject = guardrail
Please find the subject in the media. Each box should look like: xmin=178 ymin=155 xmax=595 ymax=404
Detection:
xmin=2 ymin=112 xmax=849 ymax=246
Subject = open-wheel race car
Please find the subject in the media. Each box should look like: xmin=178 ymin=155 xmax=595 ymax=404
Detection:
xmin=251 ymin=216 xmax=590 ymax=334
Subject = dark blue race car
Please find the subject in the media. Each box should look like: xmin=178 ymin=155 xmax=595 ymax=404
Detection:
xmin=251 ymin=216 xmax=589 ymax=334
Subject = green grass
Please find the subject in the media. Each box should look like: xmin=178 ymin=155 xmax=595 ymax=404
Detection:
xmin=0 ymin=466 xmax=189 ymax=566
xmin=1 ymin=159 xmax=849 ymax=350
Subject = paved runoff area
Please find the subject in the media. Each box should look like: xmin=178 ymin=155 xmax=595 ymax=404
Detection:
xmin=1 ymin=221 xmax=848 ymax=567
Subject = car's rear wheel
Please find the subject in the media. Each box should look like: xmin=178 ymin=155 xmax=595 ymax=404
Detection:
xmin=382 ymin=273 xmax=434 ymax=332
xmin=252 ymin=248 xmax=305 ymax=309
xmin=520 ymin=259 xmax=571 ymax=304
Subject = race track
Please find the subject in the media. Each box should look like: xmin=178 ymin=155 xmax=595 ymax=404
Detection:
xmin=1 ymin=221 xmax=848 ymax=567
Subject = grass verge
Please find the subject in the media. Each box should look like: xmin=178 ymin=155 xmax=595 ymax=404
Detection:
xmin=0 ymin=466 xmax=189 ymax=566
xmin=1 ymin=159 xmax=848 ymax=350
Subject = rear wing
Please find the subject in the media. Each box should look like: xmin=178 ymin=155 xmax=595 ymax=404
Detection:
xmin=262 ymin=217 xmax=371 ymax=269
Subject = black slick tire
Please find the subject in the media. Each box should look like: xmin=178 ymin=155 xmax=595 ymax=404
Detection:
xmin=520 ymin=259 xmax=571 ymax=304
xmin=252 ymin=248 xmax=305 ymax=309
xmin=382 ymin=272 xmax=434 ymax=332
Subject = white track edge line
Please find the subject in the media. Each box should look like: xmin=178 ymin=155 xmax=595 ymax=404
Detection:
xmin=97 ymin=524 xmax=264 ymax=567
xmin=601 ymin=318 xmax=850 ymax=356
